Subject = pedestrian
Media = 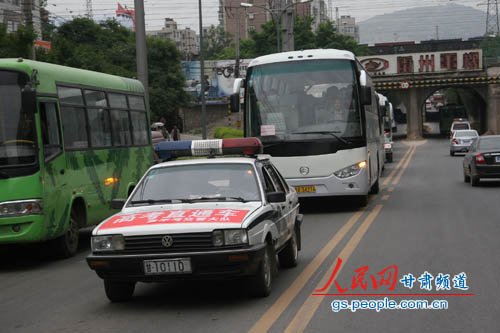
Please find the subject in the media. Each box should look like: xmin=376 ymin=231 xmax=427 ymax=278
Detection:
xmin=171 ymin=125 xmax=180 ymax=141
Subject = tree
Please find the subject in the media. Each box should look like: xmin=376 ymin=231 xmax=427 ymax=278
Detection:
xmin=37 ymin=18 xmax=189 ymax=126
xmin=315 ymin=21 xmax=369 ymax=56
xmin=0 ymin=24 xmax=36 ymax=58
xmin=203 ymin=25 xmax=232 ymax=60
xmin=293 ymin=16 xmax=315 ymax=51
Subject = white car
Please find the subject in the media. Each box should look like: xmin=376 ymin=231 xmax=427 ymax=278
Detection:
xmin=450 ymin=120 xmax=471 ymax=138
xmin=450 ymin=129 xmax=479 ymax=156
xmin=87 ymin=138 xmax=302 ymax=301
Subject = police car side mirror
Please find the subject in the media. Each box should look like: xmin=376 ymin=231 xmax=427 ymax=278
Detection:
xmin=111 ymin=199 xmax=126 ymax=210
xmin=266 ymin=191 xmax=286 ymax=203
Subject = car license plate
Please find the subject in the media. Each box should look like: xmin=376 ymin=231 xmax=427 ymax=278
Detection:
xmin=295 ymin=185 xmax=316 ymax=193
xmin=143 ymin=258 xmax=192 ymax=275
xmin=495 ymin=156 xmax=500 ymax=163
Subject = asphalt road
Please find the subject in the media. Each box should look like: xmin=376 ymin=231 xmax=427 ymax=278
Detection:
xmin=1 ymin=138 xmax=499 ymax=333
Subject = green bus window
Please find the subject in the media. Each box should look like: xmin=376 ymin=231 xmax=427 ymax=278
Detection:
xmin=88 ymin=108 xmax=112 ymax=147
xmin=128 ymin=95 xmax=146 ymax=110
xmin=84 ymin=90 xmax=107 ymax=107
xmin=61 ymin=106 xmax=88 ymax=149
xmin=130 ymin=111 xmax=148 ymax=145
xmin=40 ymin=102 xmax=62 ymax=160
xmin=108 ymin=93 xmax=127 ymax=109
xmin=57 ymin=87 xmax=84 ymax=105
xmin=111 ymin=109 xmax=132 ymax=146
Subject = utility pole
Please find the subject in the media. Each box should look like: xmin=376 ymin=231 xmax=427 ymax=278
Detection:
xmin=486 ymin=0 xmax=500 ymax=36
xmin=198 ymin=0 xmax=207 ymax=139
xmin=282 ymin=0 xmax=294 ymax=52
xmin=22 ymin=0 xmax=35 ymax=60
xmin=134 ymin=0 xmax=149 ymax=105
xmin=235 ymin=7 xmax=241 ymax=78
xmin=86 ymin=0 xmax=93 ymax=20
xmin=435 ymin=25 xmax=439 ymax=40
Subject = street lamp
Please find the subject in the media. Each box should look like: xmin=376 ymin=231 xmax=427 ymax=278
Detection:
xmin=240 ymin=0 xmax=312 ymax=52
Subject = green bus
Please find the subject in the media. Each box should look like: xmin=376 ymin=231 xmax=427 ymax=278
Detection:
xmin=0 ymin=59 xmax=154 ymax=257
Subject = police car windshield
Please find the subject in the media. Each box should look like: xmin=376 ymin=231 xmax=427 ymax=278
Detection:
xmin=129 ymin=163 xmax=261 ymax=204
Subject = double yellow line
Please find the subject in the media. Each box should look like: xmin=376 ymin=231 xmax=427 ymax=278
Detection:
xmin=249 ymin=143 xmax=419 ymax=333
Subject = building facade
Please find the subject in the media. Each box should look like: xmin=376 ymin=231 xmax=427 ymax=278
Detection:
xmin=337 ymin=15 xmax=359 ymax=42
xmin=0 ymin=0 xmax=41 ymax=36
xmin=147 ymin=18 xmax=200 ymax=60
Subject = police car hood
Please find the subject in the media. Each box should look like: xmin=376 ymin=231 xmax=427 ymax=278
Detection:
xmin=93 ymin=202 xmax=263 ymax=236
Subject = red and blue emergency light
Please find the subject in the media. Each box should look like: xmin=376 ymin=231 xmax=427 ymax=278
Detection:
xmin=155 ymin=137 xmax=263 ymax=160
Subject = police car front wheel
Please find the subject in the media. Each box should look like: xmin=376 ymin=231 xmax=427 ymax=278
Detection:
xmin=249 ymin=242 xmax=275 ymax=297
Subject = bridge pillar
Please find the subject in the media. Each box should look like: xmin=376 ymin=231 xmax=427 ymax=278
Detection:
xmin=404 ymin=88 xmax=423 ymax=140
xmin=487 ymin=67 xmax=500 ymax=134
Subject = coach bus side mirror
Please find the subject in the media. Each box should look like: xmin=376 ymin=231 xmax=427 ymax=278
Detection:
xmin=230 ymin=93 xmax=240 ymax=113
xmin=111 ymin=199 xmax=126 ymax=210
xmin=359 ymin=70 xmax=372 ymax=106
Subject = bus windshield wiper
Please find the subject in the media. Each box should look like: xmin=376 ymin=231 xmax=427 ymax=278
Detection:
xmin=130 ymin=198 xmax=193 ymax=205
xmin=292 ymin=131 xmax=350 ymax=144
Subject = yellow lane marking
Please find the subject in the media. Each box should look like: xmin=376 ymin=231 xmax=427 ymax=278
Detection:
xmin=382 ymin=145 xmax=413 ymax=187
xmin=248 ymin=210 xmax=365 ymax=333
xmin=381 ymin=195 xmax=390 ymax=201
xmin=392 ymin=145 xmax=417 ymax=185
xmin=284 ymin=205 xmax=384 ymax=333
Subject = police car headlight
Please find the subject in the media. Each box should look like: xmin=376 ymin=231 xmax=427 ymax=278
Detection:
xmin=91 ymin=235 xmax=125 ymax=252
xmin=334 ymin=161 xmax=367 ymax=179
xmin=212 ymin=229 xmax=248 ymax=246
xmin=0 ymin=199 xmax=42 ymax=216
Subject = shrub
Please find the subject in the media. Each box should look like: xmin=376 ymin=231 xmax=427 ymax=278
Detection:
xmin=213 ymin=126 xmax=243 ymax=138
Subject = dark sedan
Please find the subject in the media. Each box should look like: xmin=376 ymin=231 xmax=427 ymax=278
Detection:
xmin=463 ymin=135 xmax=500 ymax=186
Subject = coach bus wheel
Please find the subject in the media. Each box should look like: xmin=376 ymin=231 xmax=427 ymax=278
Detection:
xmin=104 ymin=280 xmax=136 ymax=302
xmin=53 ymin=210 xmax=80 ymax=258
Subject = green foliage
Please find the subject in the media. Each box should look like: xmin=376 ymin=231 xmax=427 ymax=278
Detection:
xmin=213 ymin=127 xmax=244 ymax=139
xmin=216 ymin=16 xmax=368 ymax=58
xmin=481 ymin=35 xmax=500 ymax=59
xmin=35 ymin=18 xmax=189 ymax=126
xmin=0 ymin=24 xmax=36 ymax=58
xmin=203 ymin=25 xmax=233 ymax=60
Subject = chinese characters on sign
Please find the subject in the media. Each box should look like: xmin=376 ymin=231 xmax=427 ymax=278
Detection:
xmin=315 ymin=258 xmax=470 ymax=294
xmin=99 ymin=209 xmax=250 ymax=229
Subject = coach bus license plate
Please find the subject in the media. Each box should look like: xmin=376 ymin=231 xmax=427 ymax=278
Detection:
xmin=295 ymin=185 xmax=316 ymax=193
xmin=144 ymin=258 xmax=192 ymax=275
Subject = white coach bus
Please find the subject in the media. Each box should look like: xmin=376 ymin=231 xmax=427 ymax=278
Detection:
xmin=231 ymin=49 xmax=384 ymax=205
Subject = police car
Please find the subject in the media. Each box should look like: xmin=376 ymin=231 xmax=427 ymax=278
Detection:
xmin=87 ymin=138 xmax=302 ymax=302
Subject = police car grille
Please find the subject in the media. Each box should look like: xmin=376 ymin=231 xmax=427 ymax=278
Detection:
xmin=123 ymin=233 xmax=214 ymax=253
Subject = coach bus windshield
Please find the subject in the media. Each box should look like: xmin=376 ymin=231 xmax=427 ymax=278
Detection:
xmin=246 ymin=59 xmax=362 ymax=143
xmin=0 ymin=71 xmax=37 ymax=169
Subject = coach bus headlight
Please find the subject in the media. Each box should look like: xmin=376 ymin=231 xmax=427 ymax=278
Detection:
xmin=212 ymin=229 xmax=248 ymax=246
xmin=0 ymin=199 xmax=43 ymax=217
xmin=91 ymin=235 xmax=125 ymax=252
xmin=334 ymin=161 xmax=367 ymax=179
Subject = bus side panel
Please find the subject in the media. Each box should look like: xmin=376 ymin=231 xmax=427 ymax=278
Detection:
xmin=64 ymin=146 xmax=152 ymax=227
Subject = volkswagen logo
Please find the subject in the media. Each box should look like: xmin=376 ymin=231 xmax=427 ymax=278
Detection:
xmin=161 ymin=235 xmax=174 ymax=248
xmin=299 ymin=166 xmax=310 ymax=175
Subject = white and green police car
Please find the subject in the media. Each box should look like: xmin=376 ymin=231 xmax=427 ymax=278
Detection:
xmin=87 ymin=138 xmax=302 ymax=302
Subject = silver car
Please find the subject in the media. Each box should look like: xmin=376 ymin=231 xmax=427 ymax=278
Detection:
xmin=450 ymin=129 xmax=479 ymax=156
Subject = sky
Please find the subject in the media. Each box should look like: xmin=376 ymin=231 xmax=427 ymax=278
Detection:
xmin=46 ymin=0 xmax=485 ymax=32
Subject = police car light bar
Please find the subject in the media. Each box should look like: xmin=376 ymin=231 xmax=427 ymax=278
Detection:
xmin=155 ymin=137 xmax=263 ymax=160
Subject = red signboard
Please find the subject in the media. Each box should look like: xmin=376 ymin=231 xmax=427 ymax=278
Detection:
xmin=98 ymin=209 xmax=250 ymax=230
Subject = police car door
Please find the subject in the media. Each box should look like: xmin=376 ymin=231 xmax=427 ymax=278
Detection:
xmin=263 ymin=164 xmax=290 ymax=248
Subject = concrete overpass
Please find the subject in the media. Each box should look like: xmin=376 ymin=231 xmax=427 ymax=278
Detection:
xmin=359 ymin=39 xmax=500 ymax=139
